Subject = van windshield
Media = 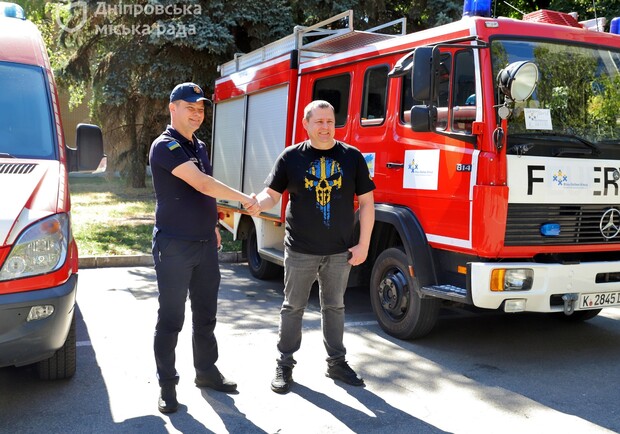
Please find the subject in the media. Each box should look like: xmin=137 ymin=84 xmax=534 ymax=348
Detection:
xmin=0 ymin=62 xmax=55 ymax=159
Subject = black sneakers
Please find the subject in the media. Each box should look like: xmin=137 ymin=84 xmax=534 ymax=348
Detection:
xmin=195 ymin=365 xmax=238 ymax=393
xmin=326 ymin=360 xmax=364 ymax=386
xmin=158 ymin=385 xmax=179 ymax=414
xmin=271 ymin=365 xmax=293 ymax=394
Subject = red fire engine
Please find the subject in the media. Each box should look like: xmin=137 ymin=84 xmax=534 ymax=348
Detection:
xmin=211 ymin=7 xmax=620 ymax=338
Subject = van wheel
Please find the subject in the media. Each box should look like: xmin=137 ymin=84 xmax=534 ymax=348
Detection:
xmin=370 ymin=247 xmax=440 ymax=339
xmin=244 ymin=223 xmax=281 ymax=280
xmin=37 ymin=313 xmax=76 ymax=380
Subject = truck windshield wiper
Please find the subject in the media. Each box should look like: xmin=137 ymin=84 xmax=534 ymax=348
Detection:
xmin=0 ymin=152 xmax=16 ymax=158
xmin=507 ymin=133 xmax=600 ymax=156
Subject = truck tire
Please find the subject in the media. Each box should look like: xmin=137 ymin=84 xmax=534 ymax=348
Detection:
xmin=244 ymin=224 xmax=281 ymax=280
xmin=370 ymin=247 xmax=440 ymax=339
xmin=37 ymin=313 xmax=77 ymax=380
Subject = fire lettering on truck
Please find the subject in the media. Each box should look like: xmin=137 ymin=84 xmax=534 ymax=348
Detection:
xmin=527 ymin=165 xmax=545 ymax=195
xmin=526 ymin=163 xmax=620 ymax=197
xmin=593 ymin=166 xmax=620 ymax=196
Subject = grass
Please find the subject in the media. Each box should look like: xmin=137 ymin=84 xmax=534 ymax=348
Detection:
xmin=69 ymin=176 xmax=241 ymax=256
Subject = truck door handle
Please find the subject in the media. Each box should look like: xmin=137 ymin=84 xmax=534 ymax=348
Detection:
xmin=386 ymin=162 xmax=404 ymax=169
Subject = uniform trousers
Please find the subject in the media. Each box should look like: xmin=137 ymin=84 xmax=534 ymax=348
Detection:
xmin=152 ymin=235 xmax=220 ymax=386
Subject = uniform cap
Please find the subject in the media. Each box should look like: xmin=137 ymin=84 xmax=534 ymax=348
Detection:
xmin=170 ymin=82 xmax=211 ymax=105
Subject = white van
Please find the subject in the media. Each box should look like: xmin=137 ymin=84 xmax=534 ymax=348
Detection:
xmin=0 ymin=2 xmax=103 ymax=379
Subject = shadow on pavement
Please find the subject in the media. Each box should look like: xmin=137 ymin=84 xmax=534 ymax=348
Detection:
xmin=199 ymin=390 xmax=268 ymax=433
xmin=0 ymin=305 xmax=169 ymax=433
xmin=292 ymin=382 xmax=449 ymax=433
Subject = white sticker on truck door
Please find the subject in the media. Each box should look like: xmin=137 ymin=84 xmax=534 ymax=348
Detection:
xmin=403 ymin=149 xmax=440 ymax=190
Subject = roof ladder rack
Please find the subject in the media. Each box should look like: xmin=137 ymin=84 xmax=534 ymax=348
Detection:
xmin=218 ymin=10 xmax=406 ymax=76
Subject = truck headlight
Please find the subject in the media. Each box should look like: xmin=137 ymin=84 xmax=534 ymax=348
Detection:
xmin=490 ymin=268 xmax=534 ymax=291
xmin=0 ymin=214 xmax=69 ymax=281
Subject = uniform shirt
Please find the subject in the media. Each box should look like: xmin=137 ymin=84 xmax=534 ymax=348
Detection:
xmin=266 ymin=140 xmax=375 ymax=255
xmin=149 ymin=125 xmax=217 ymax=240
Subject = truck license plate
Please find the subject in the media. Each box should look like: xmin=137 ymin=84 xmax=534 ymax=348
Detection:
xmin=580 ymin=292 xmax=620 ymax=309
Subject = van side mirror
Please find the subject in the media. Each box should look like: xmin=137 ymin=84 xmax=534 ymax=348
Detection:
xmin=68 ymin=123 xmax=105 ymax=172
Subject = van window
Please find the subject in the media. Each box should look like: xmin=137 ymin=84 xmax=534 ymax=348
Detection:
xmin=0 ymin=62 xmax=55 ymax=159
xmin=313 ymin=74 xmax=351 ymax=127
xmin=361 ymin=65 xmax=388 ymax=126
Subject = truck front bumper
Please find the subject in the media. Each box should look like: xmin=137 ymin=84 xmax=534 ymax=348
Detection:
xmin=470 ymin=260 xmax=620 ymax=312
xmin=0 ymin=274 xmax=77 ymax=367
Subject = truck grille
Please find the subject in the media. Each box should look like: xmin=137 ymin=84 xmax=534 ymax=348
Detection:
xmin=0 ymin=162 xmax=37 ymax=174
xmin=505 ymin=203 xmax=620 ymax=246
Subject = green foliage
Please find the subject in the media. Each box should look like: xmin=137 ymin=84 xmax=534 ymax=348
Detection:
xmin=548 ymin=0 xmax=620 ymax=25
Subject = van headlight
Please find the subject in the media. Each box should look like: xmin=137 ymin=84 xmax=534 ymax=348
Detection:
xmin=0 ymin=214 xmax=69 ymax=281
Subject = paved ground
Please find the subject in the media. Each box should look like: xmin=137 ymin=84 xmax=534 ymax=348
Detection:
xmin=2 ymin=263 xmax=620 ymax=433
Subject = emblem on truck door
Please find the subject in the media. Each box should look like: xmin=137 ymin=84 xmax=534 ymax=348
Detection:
xmin=600 ymin=208 xmax=620 ymax=240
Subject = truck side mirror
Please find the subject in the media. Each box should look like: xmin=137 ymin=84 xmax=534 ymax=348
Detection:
xmin=412 ymin=46 xmax=439 ymax=102
xmin=410 ymin=105 xmax=437 ymax=132
xmin=409 ymin=46 xmax=440 ymax=132
xmin=69 ymin=123 xmax=105 ymax=172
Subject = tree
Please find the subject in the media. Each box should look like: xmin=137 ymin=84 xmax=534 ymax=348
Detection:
xmin=49 ymin=0 xmax=294 ymax=188
xmin=548 ymin=0 xmax=620 ymax=26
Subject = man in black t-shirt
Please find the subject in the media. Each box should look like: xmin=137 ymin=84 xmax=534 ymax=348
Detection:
xmin=253 ymin=100 xmax=375 ymax=394
xmin=149 ymin=82 xmax=258 ymax=413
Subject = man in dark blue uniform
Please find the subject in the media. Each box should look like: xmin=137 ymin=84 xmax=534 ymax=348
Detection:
xmin=149 ymin=82 xmax=257 ymax=413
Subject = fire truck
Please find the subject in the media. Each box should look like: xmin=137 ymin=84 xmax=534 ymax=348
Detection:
xmin=211 ymin=6 xmax=620 ymax=339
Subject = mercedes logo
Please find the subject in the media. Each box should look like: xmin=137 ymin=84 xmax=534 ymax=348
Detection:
xmin=600 ymin=208 xmax=620 ymax=240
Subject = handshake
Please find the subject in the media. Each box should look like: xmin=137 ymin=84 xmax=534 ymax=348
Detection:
xmin=241 ymin=193 xmax=262 ymax=217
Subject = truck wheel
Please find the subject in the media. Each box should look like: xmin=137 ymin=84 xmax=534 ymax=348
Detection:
xmin=553 ymin=309 xmax=602 ymax=322
xmin=244 ymin=224 xmax=281 ymax=280
xmin=370 ymin=247 xmax=440 ymax=339
xmin=37 ymin=313 xmax=77 ymax=380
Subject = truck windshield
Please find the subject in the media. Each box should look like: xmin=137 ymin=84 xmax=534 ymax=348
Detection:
xmin=0 ymin=62 xmax=56 ymax=159
xmin=491 ymin=39 xmax=620 ymax=147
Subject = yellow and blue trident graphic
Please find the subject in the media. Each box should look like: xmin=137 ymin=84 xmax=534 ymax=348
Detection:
xmin=304 ymin=156 xmax=343 ymax=227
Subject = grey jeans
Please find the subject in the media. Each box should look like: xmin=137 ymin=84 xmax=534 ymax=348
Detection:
xmin=276 ymin=248 xmax=352 ymax=368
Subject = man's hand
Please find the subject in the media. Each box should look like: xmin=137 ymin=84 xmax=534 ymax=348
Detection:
xmin=244 ymin=193 xmax=262 ymax=216
xmin=215 ymin=225 xmax=222 ymax=251
xmin=348 ymin=243 xmax=369 ymax=266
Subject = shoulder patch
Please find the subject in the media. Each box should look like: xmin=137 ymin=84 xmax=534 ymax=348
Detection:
xmin=166 ymin=141 xmax=180 ymax=151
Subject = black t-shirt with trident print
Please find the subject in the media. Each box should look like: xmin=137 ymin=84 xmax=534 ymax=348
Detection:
xmin=265 ymin=140 xmax=375 ymax=255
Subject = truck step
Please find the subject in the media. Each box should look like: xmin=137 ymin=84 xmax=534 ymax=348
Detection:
xmin=259 ymin=247 xmax=284 ymax=267
xmin=421 ymin=284 xmax=468 ymax=302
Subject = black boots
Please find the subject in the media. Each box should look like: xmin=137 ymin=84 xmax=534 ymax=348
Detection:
xmin=158 ymin=384 xmax=179 ymax=414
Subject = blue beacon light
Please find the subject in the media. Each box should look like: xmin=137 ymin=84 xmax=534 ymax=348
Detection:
xmin=0 ymin=2 xmax=26 ymax=19
xmin=540 ymin=223 xmax=561 ymax=237
xmin=463 ymin=0 xmax=492 ymax=17
xmin=611 ymin=17 xmax=620 ymax=35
